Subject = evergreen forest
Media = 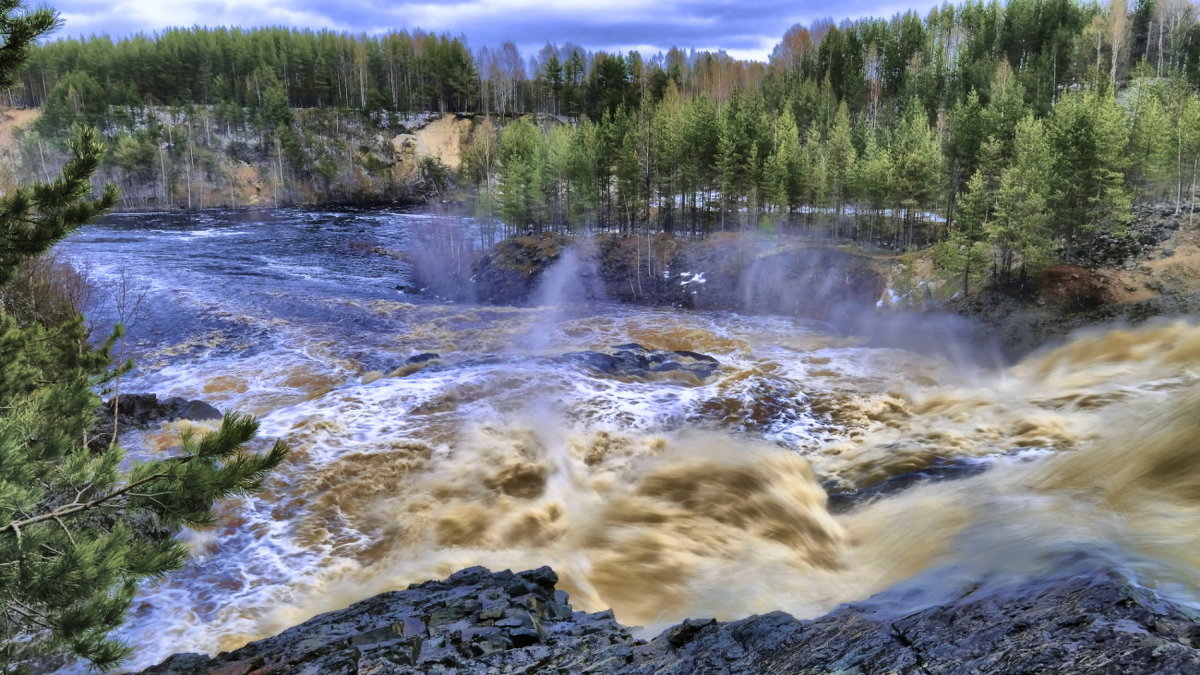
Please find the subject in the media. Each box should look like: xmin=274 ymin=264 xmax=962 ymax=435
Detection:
xmin=11 ymin=0 xmax=1200 ymax=286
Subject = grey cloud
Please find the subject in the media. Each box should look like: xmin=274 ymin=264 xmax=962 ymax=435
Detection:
xmin=51 ymin=0 xmax=935 ymax=60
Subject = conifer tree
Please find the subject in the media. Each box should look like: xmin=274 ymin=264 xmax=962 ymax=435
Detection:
xmin=798 ymin=129 xmax=828 ymax=217
xmin=891 ymin=98 xmax=945 ymax=247
xmin=827 ymin=101 xmax=857 ymax=215
xmin=942 ymin=169 xmax=993 ymax=295
xmin=0 ymin=2 xmax=289 ymax=668
xmin=989 ymin=115 xmax=1057 ymax=284
xmin=764 ymin=109 xmax=802 ymax=212
xmin=1048 ymin=89 xmax=1132 ymax=249
xmin=1129 ymin=83 xmax=1173 ymax=200
xmin=855 ymin=131 xmax=895 ymax=240
xmin=651 ymin=83 xmax=684 ymax=229
xmin=497 ymin=118 xmax=547 ymax=230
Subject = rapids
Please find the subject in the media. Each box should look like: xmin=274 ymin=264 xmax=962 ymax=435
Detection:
xmin=56 ymin=209 xmax=1200 ymax=669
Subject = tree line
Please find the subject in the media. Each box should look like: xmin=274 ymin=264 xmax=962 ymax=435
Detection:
xmin=12 ymin=26 xmax=764 ymax=120
xmin=13 ymin=0 xmax=1200 ymax=289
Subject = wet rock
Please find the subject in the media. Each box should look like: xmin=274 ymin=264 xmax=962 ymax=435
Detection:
xmin=559 ymin=343 xmax=720 ymax=381
xmin=144 ymin=562 xmax=1200 ymax=674
xmin=954 ymin=288 xmax=1200 ymax=361
xmin=160 ymin=397 xmax=223 ymax=422
xmin=469 ymin=232 xmax=575 ymax=304
xmin=825 ymin=456 xmax=992 ymax=513
xmin=663 ymin=617 xmax=718 ymax=648
xmin=141 ymin=566 xmax=632 ymax=674
xmin=106 ymin=393 xmax=223 ymax=427
xmin=561 ymin=350 xmax=620 ymax=373
xmin=90 ymin=393 xmax=223 ymax=448
xmin=405 ymin=352 xmax=441 ymax=365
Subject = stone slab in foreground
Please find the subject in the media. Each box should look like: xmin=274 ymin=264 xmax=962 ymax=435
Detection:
xmin=143 ymin=564 xmax=1200 ymax=674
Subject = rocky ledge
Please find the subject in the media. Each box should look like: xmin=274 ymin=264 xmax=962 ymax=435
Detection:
xmin=145 ymin=563 xmax=1200 ymax=674
xmin=408 ymin=232 xmax=887 ymax=323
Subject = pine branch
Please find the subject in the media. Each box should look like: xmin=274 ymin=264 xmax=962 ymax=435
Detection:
xmin=50 ymin=515 xmax=75 ymax=547
xmin=0 ymin=460 xmax=190 ymax=536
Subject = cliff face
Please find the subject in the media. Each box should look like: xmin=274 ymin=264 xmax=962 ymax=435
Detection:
xmin=143 ymin=563 xmax=1200 ymax=674
xmin=0 ymin=108 xmax=495 ymax=211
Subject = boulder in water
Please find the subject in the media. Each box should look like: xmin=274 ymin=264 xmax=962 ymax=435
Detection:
xmin=559 ymin=343 xmax=719 ymax=381
xmin=159 ymin=397 xmax=223 ymax=422
xmin=99 ymin=393 xmax=222 ymax=429
xmin=90 ymin=393 xmax=223 ymax=449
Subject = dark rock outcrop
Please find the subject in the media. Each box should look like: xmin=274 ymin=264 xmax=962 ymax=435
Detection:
xmin=558 ymin=343 xmax=720 ymax=381
xmin=954 ymin=287 xmax=1200 ymax=361
xmin=685 ymin=244 xmax=888 ymax=322
xmin=145 ymin=563 xmax=1200 ymax=674
xmin=384 ymin=346 xmax=720 ymax=383
xmin=411 ymin=232 xmax=887 ymax=323
xmin=143 ymin=566 xmax=634 ymax=675
xmin=824 ymin=456 xmax=992 ymax=513
xmin=470 ymin=233 xmax=577 ymax=305
xmin=106 ymin=393 xmax=223 ymax=427
xmin=90 ymin=393 xmax=222 ymax=448
xmin=632 ymin=567 xmax=1200 ymax=674
xmin=1061 ymin=202 xmax=1182 ymax=268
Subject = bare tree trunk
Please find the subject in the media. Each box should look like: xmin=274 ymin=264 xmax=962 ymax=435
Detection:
xmin=1190 ymin=158 xmax=1197 ymax=227
xmin=158 ymin=142 xmax=170 ymax=209
xmin=1177 ymin=125 xmax=1184 ymax=214
xmin=185 ymin=119 xmax=195 ymax=210
xmin=35 ymin=136 xmax=49 ymax=181
xmin=274 ymin=136 xmax=285 ymax=207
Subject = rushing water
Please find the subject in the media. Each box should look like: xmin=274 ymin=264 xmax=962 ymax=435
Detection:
xmin=56 ymin=208 xmax=1200 ymax=670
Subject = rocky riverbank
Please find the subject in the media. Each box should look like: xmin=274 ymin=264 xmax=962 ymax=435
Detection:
xmin=403 ymin=203 xmax=1200 ymax=363
xmin=143 ymin=562 xmax=1200 ymax=674
xmin=409 ymin=231 xmax=888 ymax=324
xmin=948 ymin=204 xmax=1200 ymax=359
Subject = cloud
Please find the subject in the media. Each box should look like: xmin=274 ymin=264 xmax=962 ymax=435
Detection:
xmin=48 ymin=0 xmax=938 ymax=62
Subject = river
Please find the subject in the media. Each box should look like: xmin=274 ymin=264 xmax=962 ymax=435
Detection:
xmin=56 ymin=208 xmax=1200 ymax=670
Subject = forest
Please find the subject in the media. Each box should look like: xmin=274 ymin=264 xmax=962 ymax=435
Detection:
xmin=9 ymin=0 xmax=1200 ymax=288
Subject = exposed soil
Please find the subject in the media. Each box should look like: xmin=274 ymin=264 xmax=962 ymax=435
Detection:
xmin=950 ymin=205 xmax=1200 ymax=359
xmin=0 ymin=107 xmax=37 ymax=150
xmin=1104 ymin=214 xmax=1200 ymax=303
xmin=392 ymin=113 xmax=474 ymax=182
xmin=0 ymin=107 xmax=39 ymax=191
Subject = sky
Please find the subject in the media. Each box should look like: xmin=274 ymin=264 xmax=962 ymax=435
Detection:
xmin=49 ymin=0 xmax=937 ymax=62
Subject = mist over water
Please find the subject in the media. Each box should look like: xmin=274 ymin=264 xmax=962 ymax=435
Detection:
xmin=520 ymin=245 xmax=608 ymax=355
xmin=55 ymin=210 xmax=1200 ymax=669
